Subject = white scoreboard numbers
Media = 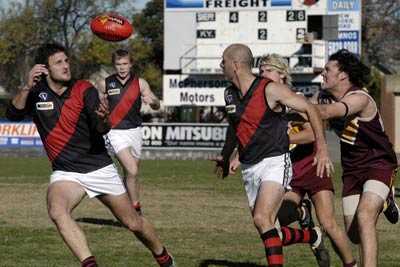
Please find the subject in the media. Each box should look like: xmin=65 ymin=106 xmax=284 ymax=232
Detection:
xmin=164 ymin=0 xmax=362 ymax=106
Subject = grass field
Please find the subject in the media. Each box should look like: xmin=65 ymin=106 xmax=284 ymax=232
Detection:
xmin=0 ymin=158 xmax=399 ymax=267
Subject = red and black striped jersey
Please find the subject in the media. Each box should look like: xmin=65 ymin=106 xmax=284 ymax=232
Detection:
xmin=328 ymin=88 xmax=398 ymax=171
xmin=6 ymin=80 xmax=113 ymax=173
xmin=224 ymin=77 xmax=289 ymax=165
xmin=105 ymin=73 xmax=142 ymax=129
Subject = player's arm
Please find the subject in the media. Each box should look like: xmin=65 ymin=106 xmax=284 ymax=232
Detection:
xmin=316 ymin=93 xmax=369 ymax=120
xmin=289 ymin=122 xmax=315 ymax=145
xmin=85 ymin=86 xmax=111 ymax=134
xmin=213 ymin=124 xmax=238 ymax=178
xmin=6 ymin=64 xmax=48 ymax=121
xmin=267 ymin=82 xmax=333 ymax=177
xmin=96 ymin=79 xmax=107 ymax=99
xmin=139 ymin=78 xmax=160 ymax=110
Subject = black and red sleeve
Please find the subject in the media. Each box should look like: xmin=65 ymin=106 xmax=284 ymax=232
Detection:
xmin=6 ymin=92 xmax=34 ymax=121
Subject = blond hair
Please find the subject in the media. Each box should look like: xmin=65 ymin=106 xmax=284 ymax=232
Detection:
xmin=259 ymin=54 xmax=292 ymax=85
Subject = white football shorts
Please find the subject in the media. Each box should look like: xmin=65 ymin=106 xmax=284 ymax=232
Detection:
xmin=104 ymin=127 xmax=142 ymax=159
xmin=241 ymin=153 xmax=292 ymax=209
xmin=50 ymin=164 xmax=126 ymax=198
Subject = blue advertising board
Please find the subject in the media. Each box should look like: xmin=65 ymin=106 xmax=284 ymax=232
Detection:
xmin=328 ymin=30 xmax=360 ymax=55
xmin=328 ymin=0 xmax=360 ymax=12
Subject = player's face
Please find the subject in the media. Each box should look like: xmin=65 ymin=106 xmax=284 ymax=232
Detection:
xmin=220 ymin=54 xmax=234 ymax=80
xmin=114 ymin=56 xmax=132 ymax=78
xmin=321 ymin=60 xmax=341 ymax=90
xmin=47 ymin=52 xmax=71 ymax=83
xmin=259 ymin=65 xmax=282 ymax=83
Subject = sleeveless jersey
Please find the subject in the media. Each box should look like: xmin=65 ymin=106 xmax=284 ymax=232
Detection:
xmin=105 ymin=73 xmax=142 ymax=129
xmin=328 ymin=88 xmax=398 ymax=172
xmin=224 ymin=77 xmax=289 ymax=165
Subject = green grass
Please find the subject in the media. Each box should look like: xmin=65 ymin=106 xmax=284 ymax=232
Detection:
xmin=0 ymin=158 xmax=399 ymax=266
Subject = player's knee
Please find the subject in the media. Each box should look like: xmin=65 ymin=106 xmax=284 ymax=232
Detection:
xmin=125 ymin=166 xmax=139 ymax=178
xmin=253 ymin=212 xmax=274 ymax=230
xmin=47 ymin=205 xmax=69 ymax=223
xmin=357 ymin=208 xmax=377 ymax=227
xmin=124 ymin=217 xmax=144 ymax=233
xmin=277 ymin=200 xmax=299 ymax=226
xmin=320 ymin=218 xmax=337 ymax=233
xmin=356 ymin=208 xmax=376 ymax=226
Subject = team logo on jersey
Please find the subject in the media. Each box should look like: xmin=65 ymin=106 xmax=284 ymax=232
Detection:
xmin=36 ymin=102 xmax=54 ymax=110
xmin=226 ymin=104 xmax=236 ymax=114
xmin=108 ymin=81 xmax=117 ymax=89
xmin=38 ymin=92 xmax=48 ymax=101
xmin=299 ymin=0 xmax=319 ymax=6
xmin=108 ymin=88 xmax=120 ymax=95
xmin=224 ymin=91 xmax=234 ymax=104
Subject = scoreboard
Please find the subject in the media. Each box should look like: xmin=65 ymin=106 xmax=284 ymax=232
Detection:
xmin=163 ymin=0 xmax=361 ymax=106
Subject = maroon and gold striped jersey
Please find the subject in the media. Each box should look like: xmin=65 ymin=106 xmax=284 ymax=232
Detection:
xmin=329 ymin=89 xmax=398 ymax=172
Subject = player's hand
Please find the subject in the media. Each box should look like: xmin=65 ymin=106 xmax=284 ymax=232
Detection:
xmin=26 ymin=64 xmax=48 ymax=89
xmin=141 ymin=94 xmax=154 ymax=105
xmin=210 ymin=155 xmax=224 ymax=179
xmin=229 ymin=156 xmax=240 ymax=175
xmin=95 ymin=94 xmax=110 ymax=122
xmin=313 ymin=145 xmax=334 ymax=178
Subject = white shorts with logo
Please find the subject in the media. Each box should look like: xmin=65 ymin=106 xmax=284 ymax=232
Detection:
xmin=50 ymin=164 xmax=126 ymax=198
xmin=104 ymin=127 xmax=142 ymax=159
xmin=241 ymin=153 xmax=292 ymax=209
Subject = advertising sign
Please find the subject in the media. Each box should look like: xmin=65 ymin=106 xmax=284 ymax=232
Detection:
xmin=0 ymin=121 xmax=42 ymax=147
xmin=328 ymin=30 xmax=359 ymax=55
xmin=328 ymin=0 xmax=360 ymax=11
xmin=165 ymin=0 xmax=292 ymax=11
xmin=163 ymin=75 xmax=228 ymax=106
xmin=142 ymin=123 xmax=227 ymax=149
xmin=0 ymin=122 xmax=228 ymax=150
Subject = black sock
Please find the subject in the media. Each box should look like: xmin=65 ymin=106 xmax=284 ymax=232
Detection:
xmin=81 ymin=256 xmax=97 ymax=267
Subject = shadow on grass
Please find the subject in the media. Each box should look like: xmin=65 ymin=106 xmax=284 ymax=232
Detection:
xmin=199 ymin=259 xmax=264 ymax=267
xmin=76 ymin=217 xmax=123 ymax=227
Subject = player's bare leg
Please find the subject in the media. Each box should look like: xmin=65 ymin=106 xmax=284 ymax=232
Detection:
xmin=253 ymin=181 xmax=285 ymax=266
xmin=116 ymin=148 xmax=141 ymax=210
xmin=47 ymin=181 xmax=91 ymax=262
xmin=253 ymin=181 xmax=285 ymax=233
xmin=312 ymin=190 xmax=355 ymax=265
xmin=98 ymin=193 xmax=174 ymax=266
xmin=356 ymin=191 xmax=384 ymax=267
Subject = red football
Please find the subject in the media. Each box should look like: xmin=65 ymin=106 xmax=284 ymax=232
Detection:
xmin=90 ymin=13 xmax=133 ymax=42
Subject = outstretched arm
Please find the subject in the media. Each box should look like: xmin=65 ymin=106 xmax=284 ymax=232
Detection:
xmin=266 ymin=83 xmax=333 ymax=177
xmin=316 ymin=93 xmax=369 ymax=120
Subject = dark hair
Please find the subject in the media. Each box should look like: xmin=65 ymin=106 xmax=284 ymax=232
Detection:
xmin=112 ymin=49 xmax=132 ymax=64
xmin=34 ymin=43 xmax=67 ymax=66
xmin=328 ymin=49 xmax=370 ymax=88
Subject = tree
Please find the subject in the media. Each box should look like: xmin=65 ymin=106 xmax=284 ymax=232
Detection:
xmin=0 ymin=0 xmax=127 ymax=92
xmin=362 ymin=0 xmax=400 ymax=70
xmin=130 ymin=0 xmax=163 ymax=96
